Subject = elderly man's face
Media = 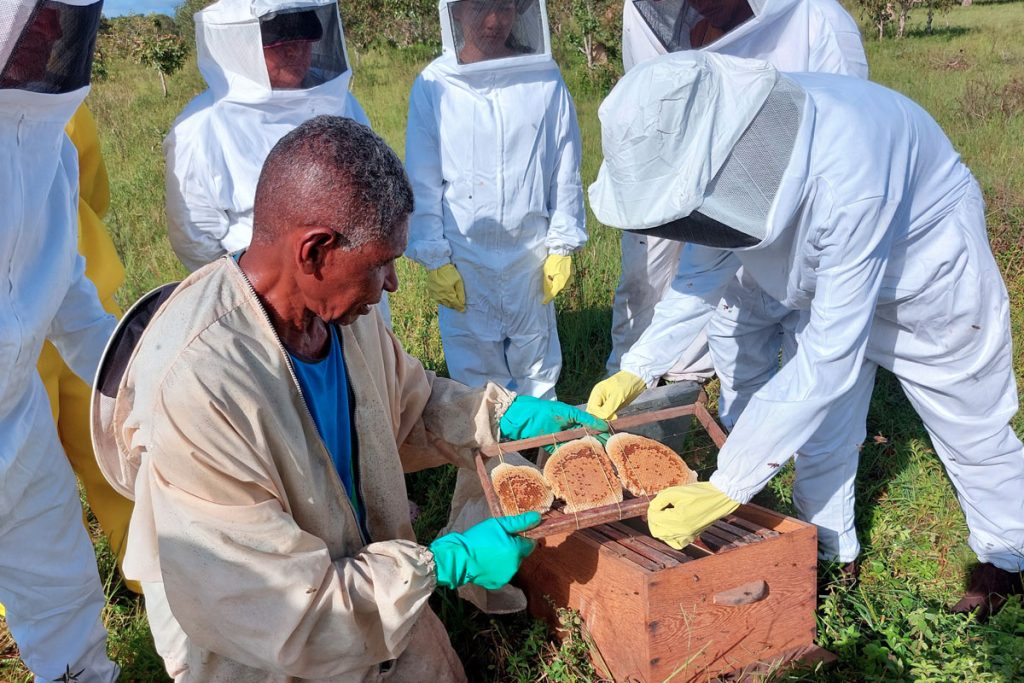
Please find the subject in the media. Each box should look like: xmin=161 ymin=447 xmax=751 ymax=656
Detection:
xmin=303 ymin=220 xmax=406 ymax=326
xmin=263 ymin=39 xmax=314 ymax=89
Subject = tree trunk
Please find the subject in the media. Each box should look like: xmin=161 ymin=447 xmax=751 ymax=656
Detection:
xmin=926 ymin=7 xmax=934 ymax=34
xmin=159 ymin=69 xmax=167 ymax=97
xmin=897 ymin=8 xmax=908 ymax=38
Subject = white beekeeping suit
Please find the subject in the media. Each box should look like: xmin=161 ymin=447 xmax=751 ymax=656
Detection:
xmin=405 ymin=0 xmax=585 ymax=400
xmin=607 ymin=0 xmax=868 ymax=380
xmin=163 ymin=0 xmax=391 ymax=318
xmin=0 ymin=0 xmax=118 ymax=679
xmin=591 ymin=52 xmax=1024 ymax=573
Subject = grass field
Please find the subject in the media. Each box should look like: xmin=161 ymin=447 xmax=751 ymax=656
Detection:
xmin=3 ymin=2 xmax=1024 ymax=681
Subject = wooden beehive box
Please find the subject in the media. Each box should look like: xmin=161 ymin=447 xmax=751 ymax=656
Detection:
xmin=515 ymin=506 xmax=823 ymax=682
xmin=476 ymin=397 xmax=828 ymax=681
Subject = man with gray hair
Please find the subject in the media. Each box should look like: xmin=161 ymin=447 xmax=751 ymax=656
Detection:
xmin=93 ymin=115 xmax=605 ymax=681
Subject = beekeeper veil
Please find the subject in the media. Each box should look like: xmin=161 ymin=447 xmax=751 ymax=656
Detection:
xmin=0 ymin=0 xmax=101 ymax=94
xmin=629 ymin=0 xmax=761 ymax=55
xmin=439 ymin=0 xmax=553 ymax=73
xmin=196 ymin=0 xmax=351 ymax=100
xmin=588 ymin=51 xmax=804 ymax=250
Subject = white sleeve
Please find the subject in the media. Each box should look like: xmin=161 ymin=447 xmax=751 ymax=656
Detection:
xmin=621 ymin=244 xmax=740 ymax=384
xmin=47 ymin=252 xmax=116 ymax=385
xmin=710 ymin=197 xmax=898 ymax=502
xmin=164 ymin=129 xmax=231 ymax=272
xmin=545 ymin=80 xmax=586 ymax=256
xmin=403 ymin=77 xmax=452 ymax=271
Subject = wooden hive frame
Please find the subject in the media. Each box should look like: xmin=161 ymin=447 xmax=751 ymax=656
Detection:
xmin=475 ymin=394 xmax=727 ymax=539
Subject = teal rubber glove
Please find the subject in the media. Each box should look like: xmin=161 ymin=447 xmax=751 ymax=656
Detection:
xmin=430 ymin=512 xmax=541 ymax=590
xmin=499 ymin=396 xmax=609 ymax=443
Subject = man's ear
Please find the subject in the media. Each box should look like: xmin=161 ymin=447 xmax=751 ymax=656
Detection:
xmin=297 ymin=228 xmax=338 ymax=278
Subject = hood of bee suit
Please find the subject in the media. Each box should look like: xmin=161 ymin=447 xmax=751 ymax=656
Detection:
xmin=623 ymin=0 xmax=828 ymax=71
xmin=588 ymin=51 xmax=783 ymax=243
xmin=1 ymin=0 xmax=102 ymax=258
xmin=437 ymin=0 xmax=555 ymax=76
xmin=194 ymin=0 xmax=353 ymax=104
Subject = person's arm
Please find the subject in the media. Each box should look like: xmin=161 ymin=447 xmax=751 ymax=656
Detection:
xmin=544 ymin=81 xmax=586 ymax=257
xmin=164 ymin=128 xmax=232 ymax=272
xmin=709 ymin=197 xmax=898 ymax=503
xmin=620 ymin=244 xmax=740 ymax=385
xmin=403 ymin=77 xmax=452 ymax=271
xmin=66 ymin=104 xmax=110 ymax=218
xmin=147 ymin=364 xmax=439 ymax=679
xmin=46 ymin=251 xmax=116 ymax=385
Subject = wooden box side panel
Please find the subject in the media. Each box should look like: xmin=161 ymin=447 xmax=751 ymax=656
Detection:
xmin=517 ymin=530 xmax=653 ymax=682
xmin=645 ymin=524 xmax=818 ymax=682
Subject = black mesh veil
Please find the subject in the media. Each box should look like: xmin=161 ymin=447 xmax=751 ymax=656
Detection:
xmin=258 ymin=3 xmax=346 ymax=89
xmin=632 ymin=0 xmax=754 ymax=52
xmin=0 ymin=0 xmax=101 ymax=93
xmin=446 ymin=0 xmax=546 ymax=65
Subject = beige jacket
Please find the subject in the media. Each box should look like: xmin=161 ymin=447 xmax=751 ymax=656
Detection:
xmin=102 ymin=258 xmax=514 ymax=681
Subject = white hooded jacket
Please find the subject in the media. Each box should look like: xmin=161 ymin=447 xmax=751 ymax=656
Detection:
xmin=164 ymin=0 xmax=369 ymax=272
xmin=594 ymin=56 xmax=982 ymax=502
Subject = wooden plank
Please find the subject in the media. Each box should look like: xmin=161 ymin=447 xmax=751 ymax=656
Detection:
xmin=735 ymin=503 xmax=806 ymax=533
xmin=520 ymin=497 xmax=649 ymax=540
xmin=600 ymin=522 xmax=680 ymax=568
xmin=646 ymin=525 xmax=819 ymax=682
xmin=583 ymin=526 xmax=665 ymax=572
xmin=474 ymin=452 xmax=503 ymax=518
xmin=478 ymin=403 xmax=698 ymax=456
xmin=722 ymin=513 xmax=779 ymax=539
xmin=693 ymin=401 xmax=728 ymax=448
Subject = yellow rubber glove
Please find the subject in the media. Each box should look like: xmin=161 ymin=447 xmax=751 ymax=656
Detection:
xmin=427 ymin=263 xmax=466 ymax=312
xmin=542 ymin=254 xmax=572 ymax=304
xmin=647 ymin=482 xmax=740 ymax=550
xmin=586 ymin=370 xmax=647 ymax=420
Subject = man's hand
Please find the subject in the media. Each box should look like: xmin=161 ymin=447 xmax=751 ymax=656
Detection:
xmin=542 ymin=254 xmax=572 ymax=304
xmin=647 ymin=482 xmax=740 ymax=549
xmin=586 ymin=370 xmax=647 ymax=420
xmin=430 ymin=512 xmax=541 ymax=589
xmin=426 ymin=263 xmax=466 ymax=312
xmin=499 ymin=395 xmax=608 ymax=442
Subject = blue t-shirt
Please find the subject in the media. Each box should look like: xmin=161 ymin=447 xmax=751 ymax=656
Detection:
xmin=288 ymin=325 xmax=366 ymax=537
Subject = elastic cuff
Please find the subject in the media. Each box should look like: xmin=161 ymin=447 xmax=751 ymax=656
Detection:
xmin=490 ymin=387 xmax=518 ymax=438
xmin=708 ymin=471 xmax=756 ymax=505
xmin=546 ymin=246 xmax=574 ymax=256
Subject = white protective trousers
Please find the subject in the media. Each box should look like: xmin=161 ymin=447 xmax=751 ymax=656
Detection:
xmin=608 ymin=0 xmax=869 ymax=379
xmin=711 ymin=185 xmax=1023 ymax=564
xmin=0 ymin=383 xmax=116 ymax=683
xmin=405 ymin=59 xmax=586 ymax=399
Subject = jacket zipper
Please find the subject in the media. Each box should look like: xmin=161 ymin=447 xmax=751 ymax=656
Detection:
xmin=232 ymin=260 xmax=369 ymax=547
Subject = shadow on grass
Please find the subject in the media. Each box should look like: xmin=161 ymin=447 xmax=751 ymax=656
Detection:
xmin=904 ymin=25 xmax=971 ymax=40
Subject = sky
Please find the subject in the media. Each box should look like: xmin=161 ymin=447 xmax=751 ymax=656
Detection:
xmin=103 ymin=0 xmax=180 ymax=18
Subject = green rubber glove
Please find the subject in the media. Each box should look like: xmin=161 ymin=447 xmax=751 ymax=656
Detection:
xmin=647 ymin=482 xmax=740 ymax=550
xmin=430 ymin=512 xmax=541 ymax=590
xmin=499 ymin=396 xmax=609 ymax=443
xmin=586 ymin=370 xmax=647 ymax=420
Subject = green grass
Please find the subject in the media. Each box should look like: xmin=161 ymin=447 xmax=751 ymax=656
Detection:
xmin=3 ymin=2 xmax=1024 ymax=680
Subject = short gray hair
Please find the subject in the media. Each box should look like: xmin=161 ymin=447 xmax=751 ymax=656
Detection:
xmin=252 ymin=115 xmax=414 ymax=249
